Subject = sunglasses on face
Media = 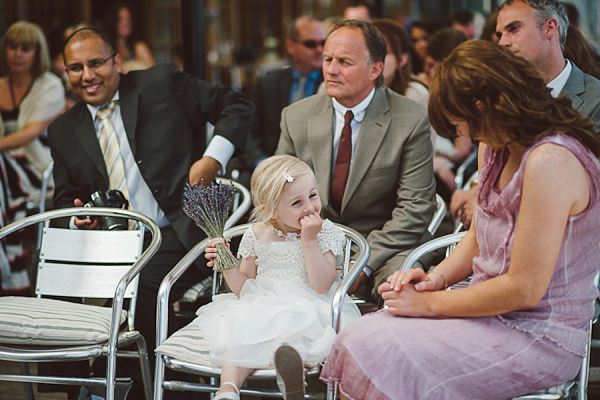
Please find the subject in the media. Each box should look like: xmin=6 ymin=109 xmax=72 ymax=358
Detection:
xmin=295 ymin=39 xmax=326 ymax=49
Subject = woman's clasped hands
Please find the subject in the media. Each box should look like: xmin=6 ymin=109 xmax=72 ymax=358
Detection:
xmin=378 ymin=268 xmax=444 ymax=317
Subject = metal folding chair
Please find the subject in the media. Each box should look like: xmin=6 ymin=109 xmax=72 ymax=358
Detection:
xmin=154 ymin=223 xmax=370 ymax=400
xmin=0 ymin=207 xmax=161 ymax=400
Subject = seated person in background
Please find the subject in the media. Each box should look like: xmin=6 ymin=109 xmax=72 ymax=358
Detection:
xmin=276 ymin=20 xmax=436 ymax=306
xmin=417 ymin=27 xmax=473 ymax=198
xmin=564 ymin=25 xmax=600 ymax=81
xmin=371 ymin=19 xmax=428 ymax=107
xmin=156 ymin=155 xmax=361 ymax=400
xmin=239 ymin=16 xmax=326 ymax=186
xmin=320 ymin=39 xmax=600 ymax=400
xmin=451 ymin=9 xmax=476 ymax=39
xmin=343 ymin=1 xmax=372 ymax=22
xmin=452 ymin=0 xmax=600 ymax=229
xmin=105 ymin=2 xmax=154 ymax=73
xmin=0 ymin=21 xmax=65 ymax=296
xmin=409 ymin=17 xmax=443 ymax=75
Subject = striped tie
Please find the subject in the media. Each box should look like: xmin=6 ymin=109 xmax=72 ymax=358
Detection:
xmin=96 ymin=100 xmax=131 ymax=207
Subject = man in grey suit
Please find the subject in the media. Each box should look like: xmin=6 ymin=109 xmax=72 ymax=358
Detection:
xmin=452 ymin=0 xmax=600 ymax=229
xmin=276 ymin=20 xmax=436 ymax=305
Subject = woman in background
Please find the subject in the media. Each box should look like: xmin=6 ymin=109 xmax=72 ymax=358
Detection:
xmin=105 ymin=2 xmax=154 ymax=73
xmin=0 ymin=21 xmax=64 ymax=295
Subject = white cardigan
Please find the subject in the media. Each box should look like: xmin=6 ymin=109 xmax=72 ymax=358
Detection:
xmin=0 ymin=71 xmax=65 ymax=176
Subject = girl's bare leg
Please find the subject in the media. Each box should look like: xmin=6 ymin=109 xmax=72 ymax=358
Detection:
xmin=217 ymin=364 xmax=254 ymax=395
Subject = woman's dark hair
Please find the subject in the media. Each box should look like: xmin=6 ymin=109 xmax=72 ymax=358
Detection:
xmin=428 ymin=40 xmax=600 ymax=157
xmin=104 ymin=2 xmax=140 ymax=55
xmin=480 ymin=12 xmax=499 ymax=42
xmin=564 ymin=25 xmax=600 ymax=80
xmin=371 ymin=19 xmax=412 ymax=95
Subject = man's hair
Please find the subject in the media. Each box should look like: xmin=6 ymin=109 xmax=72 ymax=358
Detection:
xmin=428 ymin=40 xmax=600 ymax=157
xmin=62 ymin=27 xmax=115 ymax=64
xmin=249 ymin=155 xmax=315 ymax=223
xmin=328 ymin=19 xmax=387 ymax=87
xmin=2 ymin=21 xmax=51 ymax=78
xmin=498 ymin=0 xmax=568 ymax=52
xmin=288 ymin=15 xmax=322 ymax=40
xmin=452 ymin=10 xmax=474 ymax=26
xmin=427 ymin=28 xmax=468 ymax=62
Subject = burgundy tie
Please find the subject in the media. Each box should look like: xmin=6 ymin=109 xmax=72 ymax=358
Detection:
xmin=331 ymin=110 xmax=354 ymax=212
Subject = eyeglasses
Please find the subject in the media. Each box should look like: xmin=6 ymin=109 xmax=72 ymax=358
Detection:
xmin=65 ymin=54 xmax=117 ymax=77
xmin=294 ymin=39 xmax=326 ymax=49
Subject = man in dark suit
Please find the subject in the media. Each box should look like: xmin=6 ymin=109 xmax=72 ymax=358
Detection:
xmin=239 ymin=16 xmax=326 ymax=180
xmin=46 ymin=28 xmax=253 ymax=397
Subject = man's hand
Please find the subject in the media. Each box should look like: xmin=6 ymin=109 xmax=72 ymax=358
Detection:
xmin=73 ymin=198 xmax=102 ymax=230
xmin=450 ymin=185 xmax=477 ymax=229
xmin=189 ymin=156 xmax=221 ymax=187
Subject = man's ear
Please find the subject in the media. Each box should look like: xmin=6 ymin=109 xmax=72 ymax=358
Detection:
xmin=369 ymin=60 xmax=384 ymax=82
xmin=544 ymin=17 xmax=559 ymax=41
xmin=114 ymin=53 xmax=123 ymax=73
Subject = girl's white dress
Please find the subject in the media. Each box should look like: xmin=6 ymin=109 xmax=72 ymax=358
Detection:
xmin=157 ymin=219 xmax=361 ymax=369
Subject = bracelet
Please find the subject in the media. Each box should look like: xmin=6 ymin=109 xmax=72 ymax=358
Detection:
xmin=427 ymin=269 xmax=449 ymax=290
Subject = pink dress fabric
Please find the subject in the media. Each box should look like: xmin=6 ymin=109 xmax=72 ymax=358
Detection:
xmin=320 ymin=134 xmax=600 ymax=400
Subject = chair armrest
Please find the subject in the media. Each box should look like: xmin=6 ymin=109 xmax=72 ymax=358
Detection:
xmin=397 ymin=232 xmax=467 ymax=273
xmin=331 ymin=224 xmax=370 ymax=333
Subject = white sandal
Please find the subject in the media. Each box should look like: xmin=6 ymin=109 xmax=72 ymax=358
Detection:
xmin=214 ymin=381 xmax=240 ymax=400
xmin=275 ymin=345 xmax=305 ymax=400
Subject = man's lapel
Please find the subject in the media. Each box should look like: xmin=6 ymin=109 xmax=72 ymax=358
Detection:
xmin=562 ymin=63 xmax=584 ymax=110
xmin=307 ymin=97 xmax=335 ymax=209
xmin=118 ymin=75 xmax=139 ymax=155
xmin=342 ymin=87 xmax=390 ymax=210
xmin=73 ymin=104 xmax=108 ymax=181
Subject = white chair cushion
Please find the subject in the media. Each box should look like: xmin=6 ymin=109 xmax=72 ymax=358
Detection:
xmin=155 ymin=322 xmax=211 ymax=366
xmin=0 ymin=297 xmax=127 ymax=345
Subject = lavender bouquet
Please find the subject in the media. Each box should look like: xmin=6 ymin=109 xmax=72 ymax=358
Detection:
xmin=183 ymin=180 xmax=238 ymax=272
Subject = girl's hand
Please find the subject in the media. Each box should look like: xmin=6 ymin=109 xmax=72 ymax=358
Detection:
xmin=300 ymin=212 xmax=323 ymax=241
xmin=204 ymin=241 xmax=230 ymax=268
xmin=378 ymin=268 xmax=437 ymax=294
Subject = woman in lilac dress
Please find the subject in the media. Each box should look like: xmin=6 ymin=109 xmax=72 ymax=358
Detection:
xmin=320 ymin=40 xmax=600 ymax=399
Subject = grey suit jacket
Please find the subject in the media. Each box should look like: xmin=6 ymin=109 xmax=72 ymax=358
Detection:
xmin=562 ymin=62 xmax=600 ymax=131
xmin=276 ymin=87 xmax=436 ymax=271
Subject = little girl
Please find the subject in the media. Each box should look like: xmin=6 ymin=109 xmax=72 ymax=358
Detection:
xmin=156 ymin=155 xmax=361 ymax=400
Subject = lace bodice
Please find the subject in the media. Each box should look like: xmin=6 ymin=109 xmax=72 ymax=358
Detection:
xmin=238 ymin=219 xmax=345 ymax=285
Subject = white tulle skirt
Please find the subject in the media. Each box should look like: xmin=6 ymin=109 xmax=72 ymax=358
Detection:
xmin=191 ymin=275 xmax=361 ymax=368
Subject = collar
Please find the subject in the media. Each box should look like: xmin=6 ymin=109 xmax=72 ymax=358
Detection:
xmin=547 ymin=60 xmax=572 ymax=98
xmin=87 ymin=91 xmax=120 ymax=119
xmin=291 ymin=67 xmax=320 ymax=82
xmin=331 ymin=87 xmax=375 ymax=123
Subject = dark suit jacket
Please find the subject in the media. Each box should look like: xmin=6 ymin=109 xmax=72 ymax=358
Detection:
xmin=242 ymin=66 xmax=324 ymax=169
xmin=277 ymin=87 xmax=436 ymax=271
xmin=562 ymin=62 xmax=600 ymax=132
xmin=48 ymin=62 xmax=254 ymax=252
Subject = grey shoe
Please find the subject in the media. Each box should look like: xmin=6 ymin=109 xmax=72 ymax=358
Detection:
xmin=274 ymin=345 xmax=305 ymax=400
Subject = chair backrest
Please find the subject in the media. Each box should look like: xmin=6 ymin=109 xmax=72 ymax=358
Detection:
xmin=37 ymin=227 xmax=144 ymax=299
xmin=428 ymin=193 xmax=447 ymax=236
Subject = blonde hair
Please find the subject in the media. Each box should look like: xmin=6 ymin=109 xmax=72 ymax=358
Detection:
xmin=250 ymin=155 xmax=315 ymax=222
xmin=2 ymin=21 xmax=51 ymax=78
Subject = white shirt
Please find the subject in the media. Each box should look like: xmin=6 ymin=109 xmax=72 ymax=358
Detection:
xmin=330 ymin=88 xmax=376 ymax=176
xmin=547 ymin=59 xmax=572 ymax=98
